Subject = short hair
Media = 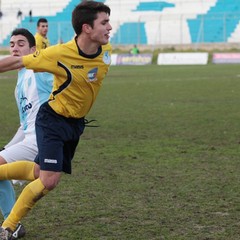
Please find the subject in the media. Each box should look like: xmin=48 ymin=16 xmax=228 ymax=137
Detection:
xmin=11 ymin=28 xmax=36 ymax=48
xmin=37 ymin=18 xmax=48 ymax=27
xmin=72 ymin=1 xmax=110 ymax=36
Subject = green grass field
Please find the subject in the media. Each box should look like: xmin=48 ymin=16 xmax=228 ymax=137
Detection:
xmin=1 ymin=64 xmax=240 ymax=239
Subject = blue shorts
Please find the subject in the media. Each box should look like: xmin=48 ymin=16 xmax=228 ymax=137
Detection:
xmin=34 ymin=102 xmax=85 ymax=174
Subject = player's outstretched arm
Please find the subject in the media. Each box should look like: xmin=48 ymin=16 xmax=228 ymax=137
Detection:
xmin=0 ymin=56 xmax=24 ymax=73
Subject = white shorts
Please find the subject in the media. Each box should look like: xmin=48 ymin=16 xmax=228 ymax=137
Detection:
xmin=0 ymin=135 xmax=38 ymax=185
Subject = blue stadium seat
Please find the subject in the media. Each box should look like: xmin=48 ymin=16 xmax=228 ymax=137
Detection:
xmin=110 ymin=22 xmax=147 ymax=44
xmin=188 ymin=0 xmax=240 ymax=43
xmin=111 ymin=1 xmax=174 ymax=45
xmin=2 ymin=0 xmax=79 ymax=46
xmin=133 ymin=1 xmax=175 ymax=12
xmin=2 ymin=0 xmax=240 ymax=46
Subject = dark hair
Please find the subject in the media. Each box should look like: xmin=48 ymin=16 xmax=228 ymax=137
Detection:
xmin=11 ymin=28 xmax=36 ymax=48
xmin=37 ymin=18 xmax=48 ymax=26
xmin=72 ymin=1 xmax=110 ymax=36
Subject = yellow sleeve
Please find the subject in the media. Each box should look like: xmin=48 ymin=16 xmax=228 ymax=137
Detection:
xmin=22 ymin=45 xmax=59 ymax=73
xmin=35 ymin=33 xmax=42 ymax=51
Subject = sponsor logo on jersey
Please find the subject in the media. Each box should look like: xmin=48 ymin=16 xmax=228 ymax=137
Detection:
xmin=20 ymin=96 xmax=32 ymax=114
xmin=22 ymin=103 xmax=32 ymax=114
xmin=71 ymin=65 xmax=84 ymax=69
xmin=20 ymin=96 xmax=27 ymax=104
xmin=88 ymin=67 xmax=98 ymax=82
xmin=103 ymin=51 xmax=111 ymax=64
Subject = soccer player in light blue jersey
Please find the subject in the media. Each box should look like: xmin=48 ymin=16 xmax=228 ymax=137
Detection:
xmin=0 ymin=28 xmax=53 ymax=239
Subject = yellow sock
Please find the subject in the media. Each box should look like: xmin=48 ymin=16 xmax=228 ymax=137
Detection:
xmin=2 ymin=178 xmax=49 ymax=231
xmin=0 ymin=161 xmax=35 ymax=181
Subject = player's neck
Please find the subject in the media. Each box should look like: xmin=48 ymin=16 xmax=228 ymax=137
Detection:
xmin=76 ymin=36 xmax=99 ymax=55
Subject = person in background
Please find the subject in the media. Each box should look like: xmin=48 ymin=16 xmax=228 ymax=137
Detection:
xmin=29 ymin=10 xmax=32 ymax=22
xmin=0 ymin=1 xmax=112 ymax=239
xmin=34 ymin=18 xmax=50 ymax=50
xmin=130 ymin=44 xmax=140 ymax=54
xmin=0 ymin=28 xmax=53 ymax=239
xmin=16 ymin=9 xmax=22 ymax=20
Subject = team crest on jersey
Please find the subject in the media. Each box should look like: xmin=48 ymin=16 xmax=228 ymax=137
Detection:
xmin=88 ymin=68 xmax=98 ymax=82
xmin=103 ymin=51 xmax=111 ymax=64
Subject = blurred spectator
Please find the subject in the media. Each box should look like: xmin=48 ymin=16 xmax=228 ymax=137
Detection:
xmin=17 ymin=9 xmax=22 ymax=20
xmin=0 ymin=11 xmax=2 ymax=20
xmin=130 ymin=44 xmax=140 ymax=54
xmin=29 ymin=10 xmax=32 ymax=22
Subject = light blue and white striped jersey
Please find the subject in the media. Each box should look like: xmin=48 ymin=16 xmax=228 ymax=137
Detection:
xmin=15 ymin=68 xmax=53 ymax=135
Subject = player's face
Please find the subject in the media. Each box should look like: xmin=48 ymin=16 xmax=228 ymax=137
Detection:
xmin=89 ymin=12 xmax=112 ymax=45
xmin=38 ymin=22 xmax=48 ymax=37
xmin=9 ymin=35 xmax=35 ymax=57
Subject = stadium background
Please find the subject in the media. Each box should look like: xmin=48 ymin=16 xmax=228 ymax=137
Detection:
xmin=0 ymin=0 xmax=240 ymax=50
xmin=1 ymin=1 xmax=240 ymax=239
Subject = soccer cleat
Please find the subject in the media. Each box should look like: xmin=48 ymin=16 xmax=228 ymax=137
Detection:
xmin=11 ymin=223 xmax=26 ymax=239
xmin=0 ymin=227 xmax=12 ymax=240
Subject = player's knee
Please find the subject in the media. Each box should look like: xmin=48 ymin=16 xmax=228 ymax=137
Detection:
xmin=33 ymin=164 xmax=40 ymax=179
xmin=44 ymin=181 xmax=58 ymax=190
xmin=41 ymin=178 xmax=59 ymax=190
xmin=40 ymin=172 xmax=61 ymax=190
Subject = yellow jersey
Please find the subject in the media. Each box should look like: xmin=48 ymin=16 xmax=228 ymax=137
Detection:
xmin=23 ymin=39 xmax=112 ymax=118
xmin=34 ymin=32 xmax=50 ymax=50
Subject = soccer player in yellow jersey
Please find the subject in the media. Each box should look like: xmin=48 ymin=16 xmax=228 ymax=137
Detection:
xmin=34 ymin=18 xmax=50 ymax=50
xmin=0 ymin=1 xmax=112 ymax=239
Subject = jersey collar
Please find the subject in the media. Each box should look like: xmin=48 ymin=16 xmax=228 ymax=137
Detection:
xmin=75 ymin=38 xmax=102 ymax=59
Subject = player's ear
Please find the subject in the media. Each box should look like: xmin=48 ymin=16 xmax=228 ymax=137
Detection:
xmin=82 ymin=23 xmax=92 ymax=33
xmin=30 ymin=46 xmax=36 ymax=53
